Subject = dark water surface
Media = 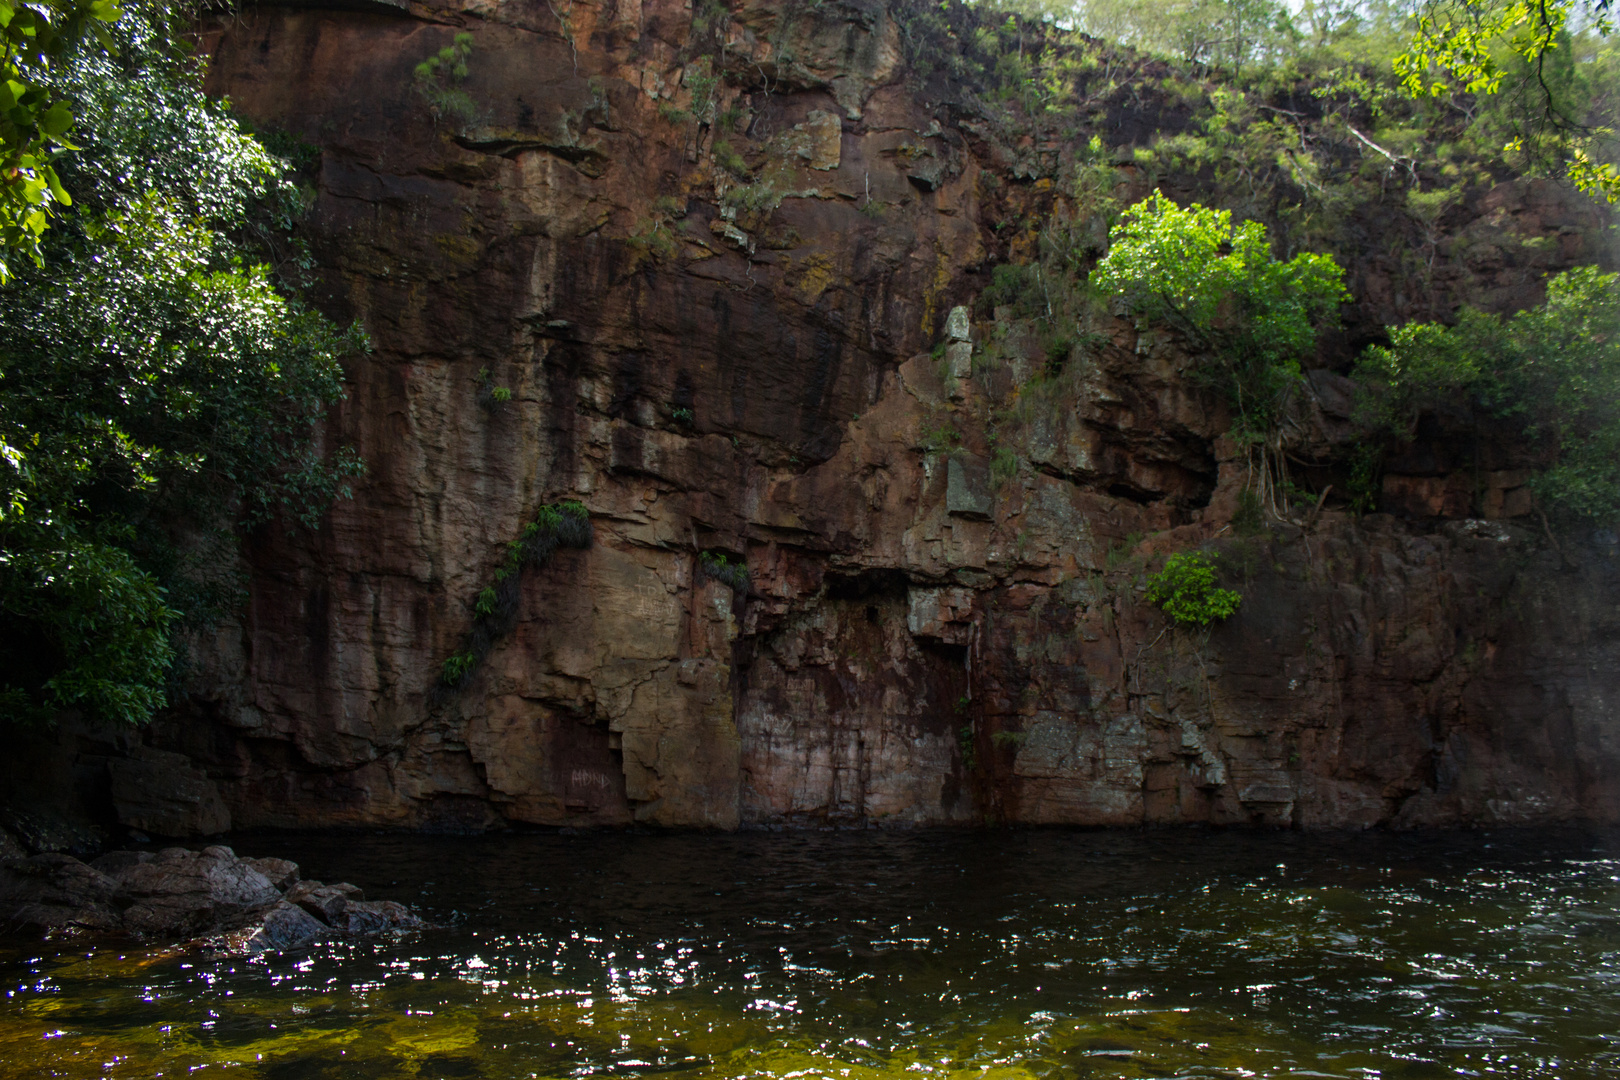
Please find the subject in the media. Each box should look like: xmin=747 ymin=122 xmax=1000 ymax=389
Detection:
xmin=3 ymin=828 xmax=1619 ymax=1078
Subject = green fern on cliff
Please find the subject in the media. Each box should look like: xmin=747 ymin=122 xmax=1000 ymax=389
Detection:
xmin=413 ymin=32 xmax=477 ymax=127
xmin=698 ymin=550 xmax=750 ymax=594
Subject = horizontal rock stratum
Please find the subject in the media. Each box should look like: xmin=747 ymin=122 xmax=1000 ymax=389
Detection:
xmin=119 ymin=0 xmax=1620 ymax=832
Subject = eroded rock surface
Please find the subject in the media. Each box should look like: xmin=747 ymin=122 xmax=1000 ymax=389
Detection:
xmin=118 ymin=0 xmax=1620 ymax=832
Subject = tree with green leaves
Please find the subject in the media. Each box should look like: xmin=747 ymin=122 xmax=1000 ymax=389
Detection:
xmin=1066 ymin=0 xmax=1300 ymax=73
xmin=1091 ymin=193 xmax=1346 ymax=515
xmin=1395 ymin=0 xmax=1620 ymax=199
xmin=1091 ymin=193 xmax=1347 ymax=512
xmin=0 ymin=0 xmax=121 ymax=280
xmin=0 ymin=1 xmax=366 ymax=727
xmin=1354 ymin=266 xmax=1620 ymax=524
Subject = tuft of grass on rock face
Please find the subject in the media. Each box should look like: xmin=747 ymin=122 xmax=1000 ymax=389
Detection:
xmin=699 ymin=550 xmax=749 ymax=594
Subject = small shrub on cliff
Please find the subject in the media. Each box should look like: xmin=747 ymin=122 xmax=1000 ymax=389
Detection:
xmin=627 ymin=212 xmax=681 ymax=265
xmin=1145 ymin=552 xmax=1242 ymax=627
xmin=513 ymin=501 xmax=592 ymax=564
xmin=476 ymin=367 xmax=512 ymax=409
xmin=918 ymin=421 xmax=961 ymax=453
xmin=441 ymin=651 xmax=477 ymax=688
xmin=990 ymin=446 xmax=1020 ymax=487
xmin=711 ymin=139 xmax=748 ymax=177
xmin=413 ymin=33 xmax=478 ymax=127
xmin=956 ymin=722 xmax=977 ymax=771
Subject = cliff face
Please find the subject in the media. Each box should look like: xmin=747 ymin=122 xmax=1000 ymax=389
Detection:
xmin=136 ymin=0 xmax=1620 ymax=833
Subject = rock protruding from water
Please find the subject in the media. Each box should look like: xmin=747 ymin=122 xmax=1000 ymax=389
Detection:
xmin=0 ymin=845 xmax=423 ymax=954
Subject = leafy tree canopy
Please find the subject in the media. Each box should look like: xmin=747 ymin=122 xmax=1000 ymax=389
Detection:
xmin=1395 ymin=0 xmax=1620 ymax=198
xmin=964 ymin=0 xmax=1619 ymax=199
xmin=0 ymin=1 xmax=365 ymax=727
xmin=1091 ymin=192 xmax=1348 ymax=437
xmin=1355 ymin=266 xmax=1620 ymax=523
xmin=0 ymin=0 xmax=121 ymax=280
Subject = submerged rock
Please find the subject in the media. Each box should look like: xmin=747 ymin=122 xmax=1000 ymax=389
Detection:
xmin=0 ymin=845 xmax=424 ymax=953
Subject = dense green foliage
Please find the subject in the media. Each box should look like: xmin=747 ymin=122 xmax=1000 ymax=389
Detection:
xmin=1146 ymin=551 xmax=1243 ymax=626
xmin=1355 ymin=266 xmax=1620 ymax=523
xmin=0 ymin=3 xmax=365 ymax=726
xmin=0 ymin=0 xmax=120 ymax=279
xmin=1092 ymin=193 xmax=1348 ymax=437
xmin=953 ymin=0 xmax=1620 ymax=202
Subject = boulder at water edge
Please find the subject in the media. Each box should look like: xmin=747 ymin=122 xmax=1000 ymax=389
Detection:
xmin=0 ymin=845 xmax=423 ymax=954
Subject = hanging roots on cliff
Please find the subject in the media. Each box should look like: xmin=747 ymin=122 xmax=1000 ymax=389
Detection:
xmin=1245 ymin=437 xmax=1292 ymax=523
xmin=440 ymin=501 xmax=593 ymax=688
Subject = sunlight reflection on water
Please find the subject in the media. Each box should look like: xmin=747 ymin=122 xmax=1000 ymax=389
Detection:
xmin=2 ymin=827 xmax=1619 ymax=1078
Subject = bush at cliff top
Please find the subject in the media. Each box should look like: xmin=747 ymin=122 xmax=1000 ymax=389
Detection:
xmin=1354 ymin=265 xmax=1620 ymax=525
xmin=1091 ymin=192 xmax=1347 ymax=439
xmin=1146 ymin=551 xmax=1242 ymax=627
xmin=0 ymin=1 xmax=365 ymax=727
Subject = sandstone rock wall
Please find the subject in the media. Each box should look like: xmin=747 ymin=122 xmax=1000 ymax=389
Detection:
xmin=138 ymin=0 xmax=1620 ymax=832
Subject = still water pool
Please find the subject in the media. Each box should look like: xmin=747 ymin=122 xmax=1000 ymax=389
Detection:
xmin=2 ymin=828 xmax=1619 ymax=1079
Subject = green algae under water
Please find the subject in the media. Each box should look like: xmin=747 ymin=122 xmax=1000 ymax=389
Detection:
xmin=3 ymin=829 xmax=1619 ymax=1079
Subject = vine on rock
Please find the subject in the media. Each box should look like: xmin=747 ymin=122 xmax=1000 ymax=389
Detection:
xmin=440 ymin=501 xmax=592 ymax=688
